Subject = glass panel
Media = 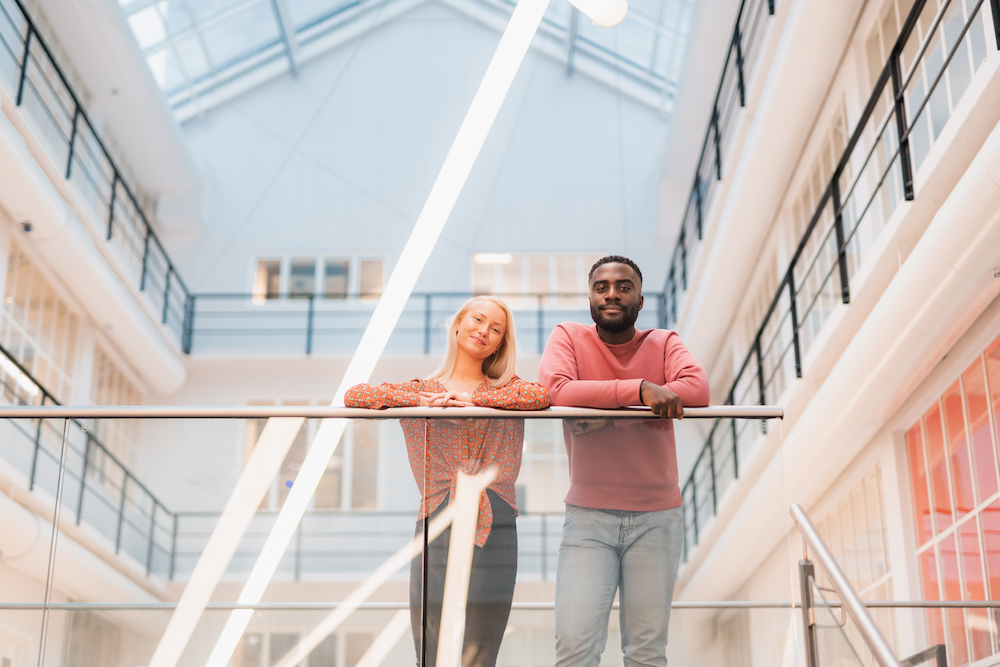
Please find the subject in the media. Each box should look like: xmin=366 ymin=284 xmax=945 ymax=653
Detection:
xmin=811 ymin=578 xmax=865 ymax=666
xmin=943 ymin=381 xmax=975 ymax=518
xmin=323 ymin=259 xmax=349 ymax=300
xmin=940 ymin=532 xmax=970 ymax=665
xmin=289 ymin=259 xmax=316 ymax=299
xmin=253 ymin=260 xmax=281 ymax=301
xmin=359 ymin=260 xmax=383 ymax=300
xmin=958 ymin=517 xmax=992 ymax=661
xmin=908 ymin=423 xmax=934 ymax=545
xmin=963 ymin=356 xmax=998 ymax=505
xmin=924 ymin=403 xmax=954 ymax=533
xmin=987 ymin=338 xmax=1000 ymax=474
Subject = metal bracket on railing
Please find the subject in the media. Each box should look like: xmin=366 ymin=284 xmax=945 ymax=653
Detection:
xmin=901 ymin=645 xmax=947 ymax=667
xmin=791 ymin=504 xmax=902 ymax=667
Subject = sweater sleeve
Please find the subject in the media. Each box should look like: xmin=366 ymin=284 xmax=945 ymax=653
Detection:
xmin=344 ymin=380 xmax=424 ymax=408
xmin=473 ymin=376 xmax=550 ymax=410
xmin=663 ymin=333 xmax=710 ymax=406
xmin=539 ymin=325 xmax=644 ymax=408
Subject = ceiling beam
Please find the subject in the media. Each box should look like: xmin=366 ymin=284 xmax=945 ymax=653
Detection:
xmin=270 ymin=0 xmax=301 ymax=76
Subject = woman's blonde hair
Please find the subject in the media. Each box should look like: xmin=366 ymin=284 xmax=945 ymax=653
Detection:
xmin=428 ymin=296 xmax=518 ymax=388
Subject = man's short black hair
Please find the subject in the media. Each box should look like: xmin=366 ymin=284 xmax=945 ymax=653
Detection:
xmin=589 ymin=255 xmax=643 ymax=284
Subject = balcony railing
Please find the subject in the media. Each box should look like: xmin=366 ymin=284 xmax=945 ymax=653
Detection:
xmin=0 ymin=0 xmax=191 ymax=343
xmin=676 ymin=0 xmax=1000 ymax=562
xmin=0 ymin=341 xmax=175 ymax=578
xmin=663 ymin=0 xmax=777 ymax=326
xmin=0 ymin=404 xmax=778 ymax=586
xmin=185 ymin=291 xmax=668 ymax=356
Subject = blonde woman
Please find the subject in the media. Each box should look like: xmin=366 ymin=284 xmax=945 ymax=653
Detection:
xmin=345 ymin=296 xmax=549 ymax=667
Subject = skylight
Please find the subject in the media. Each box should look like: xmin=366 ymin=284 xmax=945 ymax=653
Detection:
xmin=118 ymin=0 xmax=697 ymax=114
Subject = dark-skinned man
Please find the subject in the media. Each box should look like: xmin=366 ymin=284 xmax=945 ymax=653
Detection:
xmin=539 ymin=255 xmax=709 ymax=667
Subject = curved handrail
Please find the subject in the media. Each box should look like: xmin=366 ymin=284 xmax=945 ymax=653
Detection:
xmin=790 ymin=503 xmax=902 ymax=667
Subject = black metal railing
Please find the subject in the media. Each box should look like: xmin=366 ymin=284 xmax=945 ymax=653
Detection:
xmin=172 ymin=509 xmax=563 ymax=583
xmin=185 ymin=291 xmax=668 ymax=356
xmin=663 ymin=0 xmax=776 ymax=326
xmin=678 ymin=0 xmax=1000 ymax=561
xmin=0 ymin=0 xmax=192 ymax=344
xmin=0 ymin=341 xmax=175 ymax=577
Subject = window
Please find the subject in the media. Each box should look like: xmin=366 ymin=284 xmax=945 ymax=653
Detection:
xmin=89 ymin=346 xmax=142 ymax=471
xmin=472 ymin=252 xmax=605 ymax=307
xmin=1 ymin=239 xmax=79 ymax=403
xmin=244 ymin=400 xmax=379 ymax=511
xmin=252 ymin=259 xmax=281 ymax=302
xmin=359 ymin=259 xmax=383 ymax=300
xmin=251 ymin=256 xmax=384 ymax=301
xmin=324 ymin=260 xmax=350 ymax=300
xmin=815 ymin=466 xmax=896 ymax=665
xmin=866 ymin=0 xmax=993 ymax=172
xmin=289 ymin=259 xmax=316 ymax=299
xmin=905 ymin=333 xmax=1000 ymax=666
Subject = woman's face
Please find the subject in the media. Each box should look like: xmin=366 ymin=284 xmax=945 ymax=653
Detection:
xmin=455 ymin=301 xmax=507 ymax=362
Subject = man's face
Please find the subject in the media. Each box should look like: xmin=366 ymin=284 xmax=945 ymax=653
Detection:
xmin=589 ymin=263 xmax=643 ymax=333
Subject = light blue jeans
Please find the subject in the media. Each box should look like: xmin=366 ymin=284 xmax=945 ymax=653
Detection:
xmin=554 ymin=504 xmax=684 ymax=667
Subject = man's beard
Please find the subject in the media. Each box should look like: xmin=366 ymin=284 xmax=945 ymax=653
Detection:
xmin=591 ymin=302 xmax=640 ymax=333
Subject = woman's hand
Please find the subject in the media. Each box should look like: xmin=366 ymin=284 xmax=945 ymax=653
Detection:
xmin=418 ymin=391 xmax=475 ymax=407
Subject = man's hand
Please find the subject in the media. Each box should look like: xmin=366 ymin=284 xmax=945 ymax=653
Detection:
xmin=565 ymin=419 xmax=610 ymax=436
xmin=640 ymin=381 xmax=684 ymax=419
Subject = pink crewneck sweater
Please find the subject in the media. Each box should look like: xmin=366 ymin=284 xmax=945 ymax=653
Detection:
xmin=539 ymin=323 xmax=710 ymax=511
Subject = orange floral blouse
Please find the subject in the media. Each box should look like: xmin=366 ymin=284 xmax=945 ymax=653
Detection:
xmin=344 ymin=377 xmax=549 ymax=546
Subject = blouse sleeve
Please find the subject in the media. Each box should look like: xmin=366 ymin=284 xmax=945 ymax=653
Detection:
xmin=344 ymin=380 xmax=425 ymax=408
xmin=473 ymin=376 xmax=550 ymax=410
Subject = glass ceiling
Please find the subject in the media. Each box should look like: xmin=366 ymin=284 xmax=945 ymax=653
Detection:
xmin=119 ymin=0 xmax=696 ymax=112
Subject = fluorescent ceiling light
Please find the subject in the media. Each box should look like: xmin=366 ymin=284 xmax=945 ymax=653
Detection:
xmin=270 ymin=505 xmax=456 ymax=667
xmin=202 ymin=0 xmax=552 ymax=664
xmin=473 ymin=253 xmax=514 ymax=264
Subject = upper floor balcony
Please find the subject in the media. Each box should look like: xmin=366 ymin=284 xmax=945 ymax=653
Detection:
xmin=659 ymin=0 xmax=1000 ymax=574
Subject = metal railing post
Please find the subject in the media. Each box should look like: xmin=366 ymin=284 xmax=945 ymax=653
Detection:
xmin=115 ymin=474 xmax=128 ymax=554
xmin=537 ymin=294 xmax=544 ymax=354
xmin=734 ymin=25 xmax=746 ymax=107
xmin=831 ymin=179 xmax=851 ymax=304
xmin=799 ymin=559 xmax=819 ymax=667
xmin=690 ymin=475 xmax=699 ymax=545
xmin=755 ymin=337 xmax=766 ymax=405
xmin=889 ymin=52 xmax=915 ymax=201
xmin=991 ymin=0 xmax=1000 ymax=49
xmin=694 ymin=174 xmax=703 ymax=240
xmin=146 ymin=503 xmax=157 ymax=576
xmin=708 ymin=429 xmax=717 ymax=514
xmin=423 ymin=294 xmax=432 ymax=355
xmin=15 ymin=24 xmax=32 ymax=106
xmin=712 ymin=106 xmax=723 ymax=180
xmin=788 ymin=273 xmax=803 ymax=378
xmin=182 ymin=295 xmax=196 ymax=354
xmin=306 ymin=294 xmax=315 ymax=355
xmin=170 ymin=513 xmax=178 ymax=580
xmin=29 ymin=416 xmax=44 ymax=491
xmin=139 ymin=230 xmax=151 ymax=291
xmin=106 ymin=172 xmax=118 ymax=240
xmin=65 ymin=105 xmax=80 ymax=179
xmin=161 ymin=267 xmax=173 ymax=324
xmin=76 ymin=432 xmax=90 ymax=524
xmin=680 ymin=230 xmax=688 ymax=290
xmin=730 ymin=395 xmax=739 ymax=478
